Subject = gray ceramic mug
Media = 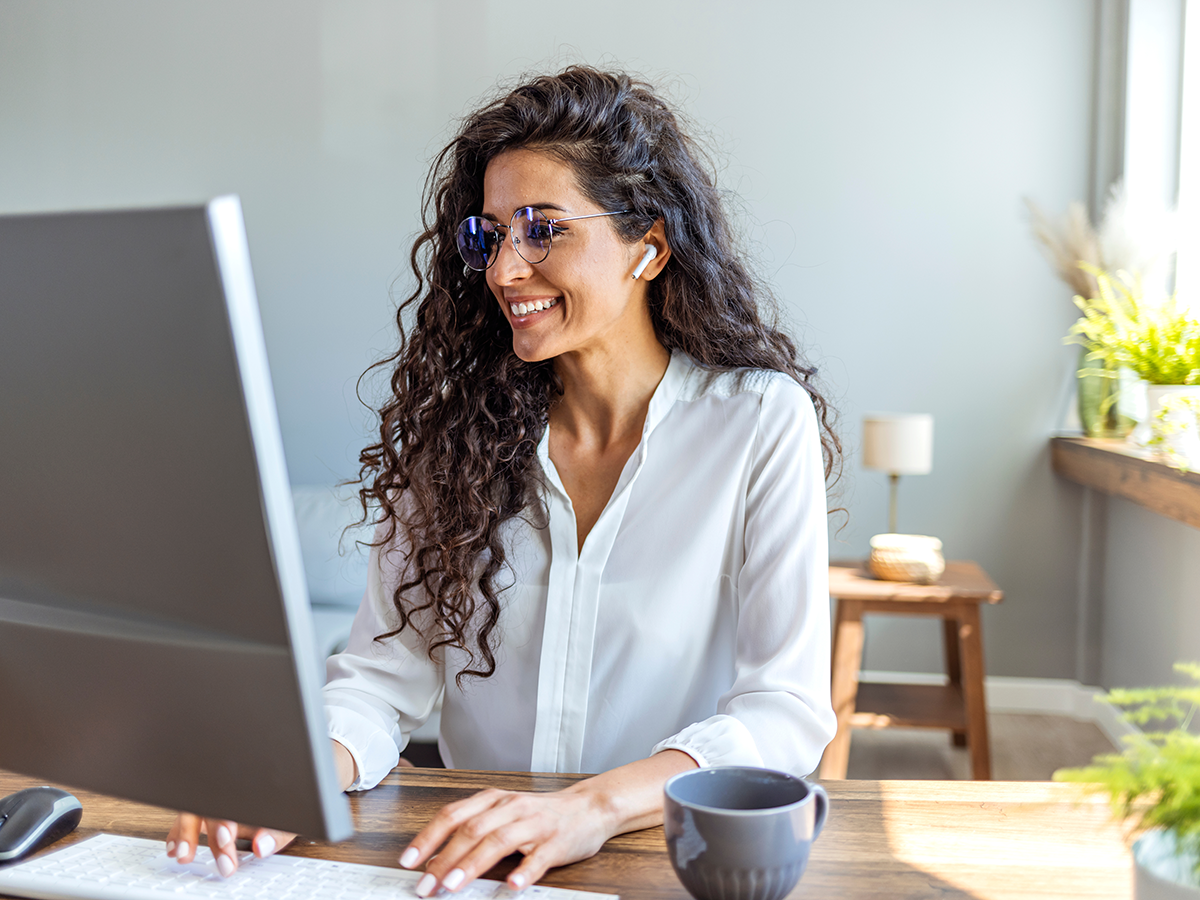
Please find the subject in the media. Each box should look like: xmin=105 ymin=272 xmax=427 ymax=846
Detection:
xmin=663 ymin=767 xmax=828 ymax=900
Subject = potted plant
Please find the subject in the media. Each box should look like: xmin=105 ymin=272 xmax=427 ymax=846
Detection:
xmin=1065 ymin=266 xmax=1200 ymax=451
xmin=1147 ymin=393 xmax=1200 ymax=472
xmin=1055 ymin=663 xmax=1200 ymax=898
xmin=1028 ymin=184 xmax=1177 ymax=438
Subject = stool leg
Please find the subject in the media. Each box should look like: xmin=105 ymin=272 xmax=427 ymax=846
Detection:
xmin=820 ymin=599 xmax=864 ymax=780
xmin=942 ymin=617 xmax=967 ymax=748
xmin=959 ymin=605 xmax=992 ymax=780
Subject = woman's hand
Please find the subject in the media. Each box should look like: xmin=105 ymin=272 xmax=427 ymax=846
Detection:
xmin=403 ymin=787 xmax=609 ymax=895
xmin=166 ymin=815 xmax=296 ymax=876
xmin=401 ymin=749 xmax=697 ymax=895
xmin=165 ymin=739 xmax=361 ymax=876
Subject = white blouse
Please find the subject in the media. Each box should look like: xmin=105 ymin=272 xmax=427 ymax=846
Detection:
xmin=323 ymin=351 xmax=836 ymax=789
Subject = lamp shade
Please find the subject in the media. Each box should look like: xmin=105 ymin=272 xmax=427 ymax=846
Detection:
xmin=862 ymin=413 xmax=933 ymax=475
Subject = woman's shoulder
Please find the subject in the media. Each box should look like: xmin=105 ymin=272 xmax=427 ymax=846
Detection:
xmin=678 ymin=357 xmax=814 ymax=412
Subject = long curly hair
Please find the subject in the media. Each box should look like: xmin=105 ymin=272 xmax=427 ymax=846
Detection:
xmin=358 ymin=66 xmax=841 ymax=685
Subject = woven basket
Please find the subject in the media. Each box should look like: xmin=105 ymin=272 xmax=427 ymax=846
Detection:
xmin=868 ymin=534 xmax=945 ymax=584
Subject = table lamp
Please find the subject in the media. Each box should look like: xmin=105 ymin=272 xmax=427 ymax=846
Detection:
xmin=863 ymin=413 xmax=941 ymax=583
xmin=863 ymin=413 xmax=934 ymax=533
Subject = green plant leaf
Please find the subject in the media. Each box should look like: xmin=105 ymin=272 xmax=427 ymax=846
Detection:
xmin=1065 ymin=268 xmax=1200 ymax=385
xmin=1054 ymin=663 xmax=1200 ymax=877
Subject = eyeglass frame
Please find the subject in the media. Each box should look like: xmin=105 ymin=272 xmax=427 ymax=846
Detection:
xmin=456 ymin=206 xmax=632 ymax=271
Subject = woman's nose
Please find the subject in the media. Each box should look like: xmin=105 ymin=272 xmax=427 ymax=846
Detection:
xmin=490 ymin=232 xmax=534 ymax=285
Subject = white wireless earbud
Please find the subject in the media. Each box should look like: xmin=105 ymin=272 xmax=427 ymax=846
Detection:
xmin=631 ymin=245 xmax=658 ymax=280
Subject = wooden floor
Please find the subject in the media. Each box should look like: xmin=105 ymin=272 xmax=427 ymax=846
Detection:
xmin=844 ymin=712 xmax=1119 ymax=781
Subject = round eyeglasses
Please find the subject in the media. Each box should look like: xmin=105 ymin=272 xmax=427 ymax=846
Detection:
xmin=456 ymin=207 xmax=630 ymax=271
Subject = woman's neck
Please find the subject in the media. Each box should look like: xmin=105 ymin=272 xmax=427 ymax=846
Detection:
xmin=550 ymin=337 xmax=671 ymax=449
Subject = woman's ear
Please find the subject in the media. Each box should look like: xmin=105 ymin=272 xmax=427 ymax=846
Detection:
xmin=632 ymin=220 xmax=671 ymax=281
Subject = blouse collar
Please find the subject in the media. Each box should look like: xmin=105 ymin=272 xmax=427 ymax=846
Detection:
xmin=536 ymin=349 xmax=695 ymax=496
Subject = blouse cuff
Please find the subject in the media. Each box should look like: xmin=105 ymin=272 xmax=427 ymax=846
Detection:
xmin=326 ymin=704 xmax=401 ymax=791
xmin=651 ymin=714 xmax=765 ymax=770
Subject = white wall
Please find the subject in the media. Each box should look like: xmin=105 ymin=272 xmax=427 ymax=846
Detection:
xmin=0 ymin=0 xmax=1099 ymax=679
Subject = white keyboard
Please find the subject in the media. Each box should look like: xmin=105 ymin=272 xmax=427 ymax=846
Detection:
xmin=0 ymin=834 xmax=620 ymax=900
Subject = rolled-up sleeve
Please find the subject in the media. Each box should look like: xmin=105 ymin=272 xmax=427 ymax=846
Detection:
xmin=323 ymin=534 xmax=444 ymax=791
xmin=652 ymin=377 xmax=836 ymax=776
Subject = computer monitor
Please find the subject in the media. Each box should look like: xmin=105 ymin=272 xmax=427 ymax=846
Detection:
xmin=0 ymin=198 xmax=353 ymax=842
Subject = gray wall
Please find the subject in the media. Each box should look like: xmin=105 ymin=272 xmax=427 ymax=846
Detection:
xmin=1102 ymin=500 xmax=1200 ymax=688
xmin=0 ymin=0 xmax=1100 ymax=679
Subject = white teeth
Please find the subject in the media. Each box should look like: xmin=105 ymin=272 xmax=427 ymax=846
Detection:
xmin=509 ymin=298 xmax=557 ymax=317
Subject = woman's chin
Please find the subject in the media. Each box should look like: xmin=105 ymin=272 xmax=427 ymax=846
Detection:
xmin=511 ymin=336 xmax=558 ymax=364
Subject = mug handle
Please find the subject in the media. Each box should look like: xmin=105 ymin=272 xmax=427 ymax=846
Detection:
xmin=809 ymin=782 xmax=829 ymax=839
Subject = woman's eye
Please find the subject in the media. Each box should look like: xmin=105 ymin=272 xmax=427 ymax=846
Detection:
xmin=527 ymin=223 xmax=554 ymax=242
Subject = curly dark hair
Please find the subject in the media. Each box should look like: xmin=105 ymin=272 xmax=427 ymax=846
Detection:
xmin=358 ymin=66 xmax=841 ymax=686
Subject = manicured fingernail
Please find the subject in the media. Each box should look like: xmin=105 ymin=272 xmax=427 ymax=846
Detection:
xmin=400 ymin=847 xmax=420 ymax=868
xmin=177 ymin=841 xmax=190 ymax=860
xmin=415 ymin=873 xmax=437 ymax=897
xmin=216 ymin=825 xmax=233 ymax=848
xmin=256 ymin=834 xmax=276 ymax=857
xmin=442 ymin=869 xmax=465 ymax=891
xmin=510 ymin=873 xmax=527 ymax=890
xmin=216 ymin=854 xmax=236 ymax=878
xmin=166 ymin=841 xmax=176 ymax=856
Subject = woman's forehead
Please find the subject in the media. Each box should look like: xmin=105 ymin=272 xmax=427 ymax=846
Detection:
xmin=482 ymin=149 xmax=589 ymax=218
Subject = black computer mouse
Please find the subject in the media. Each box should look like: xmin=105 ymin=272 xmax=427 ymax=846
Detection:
xmin=0 ymin=787 xmax=83 ymax=863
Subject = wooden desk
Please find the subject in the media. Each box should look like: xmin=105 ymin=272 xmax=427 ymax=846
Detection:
xmin=821 ymin=561 xmax=1004 ymax=781
xmin=0 ymin=768 xmax=1131 ymax=899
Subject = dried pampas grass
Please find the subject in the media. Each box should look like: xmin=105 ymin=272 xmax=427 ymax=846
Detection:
xmin=1026 ymin=198 xmax=1102 ymax=298
xmin=1026 ymin=182 xmax=1178 ymax=300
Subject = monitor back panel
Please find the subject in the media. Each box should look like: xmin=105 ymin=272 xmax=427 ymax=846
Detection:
xmin=0 ymin=203 xmax=351 ymax=840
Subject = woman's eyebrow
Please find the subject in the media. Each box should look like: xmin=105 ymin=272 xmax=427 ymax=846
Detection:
xmin=480 ymin=204 xmax=571 ymax=220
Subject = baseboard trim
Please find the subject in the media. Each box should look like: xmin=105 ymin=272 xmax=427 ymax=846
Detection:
xmin=859 ymin=671 xmax=1138 ymax=747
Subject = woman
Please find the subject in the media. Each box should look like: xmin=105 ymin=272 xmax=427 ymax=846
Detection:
xmin=168 ymin=66 xmax=840 ymax=892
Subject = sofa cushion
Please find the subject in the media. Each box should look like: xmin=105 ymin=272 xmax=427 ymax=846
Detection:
xmin=291 ymin=484 xmax=374 ymax=608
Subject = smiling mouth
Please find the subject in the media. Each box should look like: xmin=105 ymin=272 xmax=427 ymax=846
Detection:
xmin=509 ymin=297 xmax=559 ymax=317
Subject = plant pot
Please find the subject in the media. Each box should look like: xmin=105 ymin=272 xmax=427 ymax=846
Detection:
xmin=1134 ymin=830 xmax=1200 ymax=898
xmin=1131 ymin=385 xmax=1200 ymax=467
xmin=1078 ymin=351 xmax=1131 ymax=438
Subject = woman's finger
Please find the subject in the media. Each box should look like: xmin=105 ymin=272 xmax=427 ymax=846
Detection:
xmin=506 ymin=840 xmax=567 ymax=893
xmin=400 ymin=789 xmax=511 ymax=869
xmin=236 ymin=824 xmax=296 ymax=859
xmin=418 ymin=815 xmax=545 ymax=896
xmin=167 ymin=813 xmax=202 ymax=863
xmin=206 ymin=818 xmax=242 ymax=878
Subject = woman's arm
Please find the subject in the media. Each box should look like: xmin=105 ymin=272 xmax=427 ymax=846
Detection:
xmin=324 ymin=530 xmax=446 ymax=791
xmin=650 ymin=376 xmax=837 ymax=775
xmin=400 ymin=749 xmax=698 ymax=896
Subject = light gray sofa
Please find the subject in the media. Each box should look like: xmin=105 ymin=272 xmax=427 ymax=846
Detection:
xmin=292 ymin=484 xmax=440 ymax=744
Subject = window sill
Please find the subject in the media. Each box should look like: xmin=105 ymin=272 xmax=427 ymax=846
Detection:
xmin=1050 ymin=436 xmax=1200 ymax=529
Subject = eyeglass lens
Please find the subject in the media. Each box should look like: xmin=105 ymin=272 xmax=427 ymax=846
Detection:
xmin=456 ymin=207 xmax=557 ymax=271
xmin=456 ymin=217 xmax=499 ymax=271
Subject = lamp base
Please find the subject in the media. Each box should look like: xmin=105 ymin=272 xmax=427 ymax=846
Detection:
xmin=868 ymin=533 xmax=945 ymax=584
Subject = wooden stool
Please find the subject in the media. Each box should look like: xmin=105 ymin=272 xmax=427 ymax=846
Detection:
xmin=819 ymin=560 xmax=1004 ymax=780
